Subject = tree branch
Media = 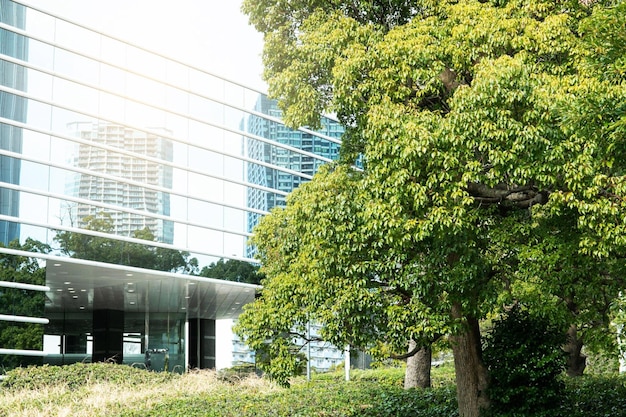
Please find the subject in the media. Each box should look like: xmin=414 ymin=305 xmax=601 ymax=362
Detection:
xmin=390 ymin=334 xmax=441 ymax=359
xmin=466 ymin=182 xmax=549 ymax=209
xmin=287 ymin=331 xmax=324 ymax=343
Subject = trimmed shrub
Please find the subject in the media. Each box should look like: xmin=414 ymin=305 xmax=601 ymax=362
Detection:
xmin=560 ymin=375 xmax=626 ymax=417
xmin=482 ymin=305 xmax=565 ymax=417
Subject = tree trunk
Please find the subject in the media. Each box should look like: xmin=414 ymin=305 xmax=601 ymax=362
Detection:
xmin=450 ymin=305 xmax=490 ymax=417
xmin=404 ymin=340 xmax=432 ymax=389
xmin=564 ymin=324 xmax=586 ymax=377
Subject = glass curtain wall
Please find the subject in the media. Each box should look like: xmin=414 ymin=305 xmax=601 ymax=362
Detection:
xmin=0 ymin=0 xmax=343 ymax=370
xmin=0 ymin=0 xmax=342 ymax=266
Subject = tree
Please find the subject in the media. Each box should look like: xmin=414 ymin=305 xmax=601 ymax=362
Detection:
xmin=239 ymin=1 xmax=626 ymax=416
xmin=0 ymin=238 xmax=50 ymax=370
xmin=236 ymin=165 xmax=443 ymax=386
xmin=199 ymin=259 xmax=264 ymax=285
xmin=55 ymin=213 xmax=198 ymax=274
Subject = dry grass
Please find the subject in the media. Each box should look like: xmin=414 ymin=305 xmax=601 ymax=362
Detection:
xmin=0 ymin=369 xmax=278 ymax=417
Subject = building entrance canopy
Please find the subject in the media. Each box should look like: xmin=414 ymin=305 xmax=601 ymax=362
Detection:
xmin=42 ymin=258 xmax=259 ymax=371
xmin=46 ymin=259 xmax=259 ymax=319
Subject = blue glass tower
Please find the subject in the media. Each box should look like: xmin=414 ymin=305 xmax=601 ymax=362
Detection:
xmin=245 ymin=95 xmax=343 ymax=239
xmin=0 ymin=0 xmax=27 ymax=244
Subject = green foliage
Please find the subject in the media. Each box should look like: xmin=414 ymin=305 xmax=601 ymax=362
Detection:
xmin=0 ymin=238 xmax=49 ymax=370
xmin=119 ymin=379 xmax=458 ymax=417
xmin=0 ymin=362 xmax=176 ymax=390
xmin=2 ymin=363 xmax=626 ymax=417
xmin=559 ymin=375 xmax=626 ymax=417
xmin=482 ymin=306 xmax=566 ymax=417
xmin=359 ymin=386 xmax=459 ymax=417
xmin=253 ymin=337 xmax=308 ymax=387
xmin=585 ymin=348 xmax=620 ymax=375
xmin=217 ymin=363 xmax=259 ymax=383
xmin=199 ymin=258 xmax=264 ymax=285
xmin=240 ymin=0 xmax=626 ymax=414
xmin=54 ymin=213 xmax=198 ymax=274
xmin=312 ymin=366 xmax=406 ymax=387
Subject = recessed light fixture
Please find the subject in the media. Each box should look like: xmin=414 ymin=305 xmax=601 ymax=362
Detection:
xmin=72 ymin=295 xmax=78 ymax=299
xmin=126 ymin=273 xmax=133 ymax=277
xmin=64 ymin=281 xmax=71 ymax=285
xmin=79 ymin=306 xmax=85 ymax=310
xmin=53 ymin=263 xmax=61 ymax=267
xmin=68 ymin=288 xmax=74 ymax=291
xmin=130 ymin=301 xmax=136 ymax=305
xmin=56 ymin=289 xmax=62 ymax=292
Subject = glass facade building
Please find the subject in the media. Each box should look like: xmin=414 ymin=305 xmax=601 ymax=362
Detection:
xmin=0 ymin=0 xmax=342 ymax=371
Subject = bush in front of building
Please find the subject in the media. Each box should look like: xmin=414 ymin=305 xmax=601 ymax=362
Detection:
xmin=1 ymin=362 xmax=176 ymax=390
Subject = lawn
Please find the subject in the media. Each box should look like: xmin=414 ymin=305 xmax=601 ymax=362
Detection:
xmin=1 ymin=362 xmax=625 ymax=416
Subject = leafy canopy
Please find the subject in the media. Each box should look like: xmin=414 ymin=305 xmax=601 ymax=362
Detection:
xmin=237 ymin=0 xmax=626 ymax=389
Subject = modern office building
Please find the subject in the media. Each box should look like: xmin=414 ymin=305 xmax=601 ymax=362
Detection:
xmin=0 ymin=0 xmax=27 ymax=244
xmin=0 ymin=0 xmax=343 ymax=371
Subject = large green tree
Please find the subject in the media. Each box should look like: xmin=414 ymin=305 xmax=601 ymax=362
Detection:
xmin=238 ymin=1 xmax=626 ymax=416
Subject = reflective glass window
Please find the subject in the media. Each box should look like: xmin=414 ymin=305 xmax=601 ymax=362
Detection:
xmin=25 ymin=67 xmax=54 ymax=101
xmin=99 ymin=36 xmax=126 ymax=69
xmin=51 ymin=77 xmax=99 ymax=115
xmin=26 ymin=37 xmax=55 ymax=69
xmin=125 ymin=72 xmax=166 ymax=109
xmin=166 ymin=60 xmax=189 ymax=90
xmin=189 ymin=68 xmax=224 ymax=99
xmin=54 ymin=20 xmax=101 ymax=61
xmin=21 ymin=128 xmax=50 ymax=161
xmin=126 ymin=45 xmax=164 ymax=81
xmin=24 ymin=7 xmax=55 ymax=39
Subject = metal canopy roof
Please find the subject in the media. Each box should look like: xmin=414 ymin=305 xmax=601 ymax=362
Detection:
xmin=45 ymin=260 xmax=260 ymax=320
